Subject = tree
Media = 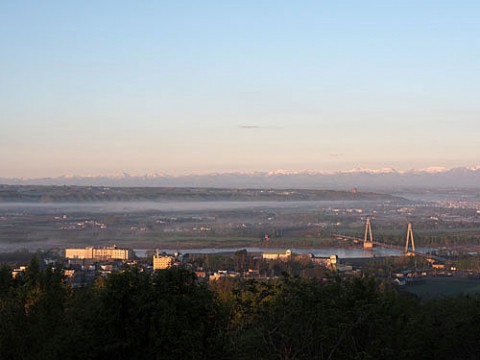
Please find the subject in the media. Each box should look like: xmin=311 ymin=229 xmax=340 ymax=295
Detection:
xmin=233 ymin=249 xmax=248 ymax=273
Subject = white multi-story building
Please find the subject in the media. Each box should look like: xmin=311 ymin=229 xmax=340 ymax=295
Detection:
xmin=65 ymin=247 xmax=93 ymax=259
xmin=65 ymin=245 xmax=133 ymax=260
xmin=262 ymin=249 xmax=293 ymax=261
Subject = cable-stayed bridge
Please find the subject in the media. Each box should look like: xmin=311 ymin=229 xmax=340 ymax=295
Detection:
xmin=333 ymin=219 xmax=447 ymax=263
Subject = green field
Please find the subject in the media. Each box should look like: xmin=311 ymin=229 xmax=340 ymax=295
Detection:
xmin=401 ymin=278 xmax=480 ymax=299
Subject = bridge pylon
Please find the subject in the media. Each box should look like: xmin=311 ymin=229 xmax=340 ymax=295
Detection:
xmin=405 ymin=223 xmax=416 ymax=255
xmin=363 ymin=217 xmax=374 ymax=249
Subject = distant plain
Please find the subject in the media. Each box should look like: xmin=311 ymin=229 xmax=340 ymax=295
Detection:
xmin=0 ymin=185 xmax=479 ymax=252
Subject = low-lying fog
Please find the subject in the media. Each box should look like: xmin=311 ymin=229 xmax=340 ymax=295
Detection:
xmin=0 ymin=200 xmax=383 ymax=213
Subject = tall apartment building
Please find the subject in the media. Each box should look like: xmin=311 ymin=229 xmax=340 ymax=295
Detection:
xmin=153 ymin=251 xmax=174 ymax=270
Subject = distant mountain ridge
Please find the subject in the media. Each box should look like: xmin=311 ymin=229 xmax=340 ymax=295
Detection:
xmin=2 ymin=166 xmax=480 ymax=189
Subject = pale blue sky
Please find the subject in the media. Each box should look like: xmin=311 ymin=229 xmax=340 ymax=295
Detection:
xmin=1 ymin=1 xmax=479 ymax=177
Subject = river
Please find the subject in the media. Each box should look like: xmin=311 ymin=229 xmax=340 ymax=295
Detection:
xmin=134 ymin=246 xmax=437 ymax=258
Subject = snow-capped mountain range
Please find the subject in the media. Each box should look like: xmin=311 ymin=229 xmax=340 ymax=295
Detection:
xmin=2 ymin=166 xmax=480 ymax=189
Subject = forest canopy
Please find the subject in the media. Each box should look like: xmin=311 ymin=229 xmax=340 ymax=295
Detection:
xmin=0 ymin=261 xmax=479 ymax=359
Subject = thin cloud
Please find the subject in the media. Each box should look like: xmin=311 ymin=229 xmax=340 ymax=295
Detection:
xmin=329 ymin=153 xmax=344 ymax=158
xmin=238 ymin=125 xmax=282 ymax=130
xmin=239 ymin=125 xmax=261 ymax=129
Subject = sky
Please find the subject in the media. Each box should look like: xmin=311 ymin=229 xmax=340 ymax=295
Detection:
xmin=1 ymin=1 xmax=479 ymax=178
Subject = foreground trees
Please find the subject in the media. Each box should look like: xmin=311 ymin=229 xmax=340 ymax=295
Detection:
xmin=0 ymin=262 xmax=224 ymax=360
xmin=1 ymin=260 xmax=480 ymax=359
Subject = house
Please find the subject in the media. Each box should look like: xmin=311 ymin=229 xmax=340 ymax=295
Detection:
xmin=209 ymin=270 xmax=240 ymax=281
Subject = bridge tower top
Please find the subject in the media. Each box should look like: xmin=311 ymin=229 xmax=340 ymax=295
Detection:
xmin=363 ymin=217 xmax=374 ymax=249
xmin=405 ymin=223 xmax=415 ymax=254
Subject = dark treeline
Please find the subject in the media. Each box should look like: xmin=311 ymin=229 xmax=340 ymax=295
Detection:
xmin=1 ymin=260 xmax=479 ymax=359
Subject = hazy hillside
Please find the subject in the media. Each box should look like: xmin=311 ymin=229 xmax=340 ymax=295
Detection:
xmin=0 ymin=185 xmax=405 ymax=203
